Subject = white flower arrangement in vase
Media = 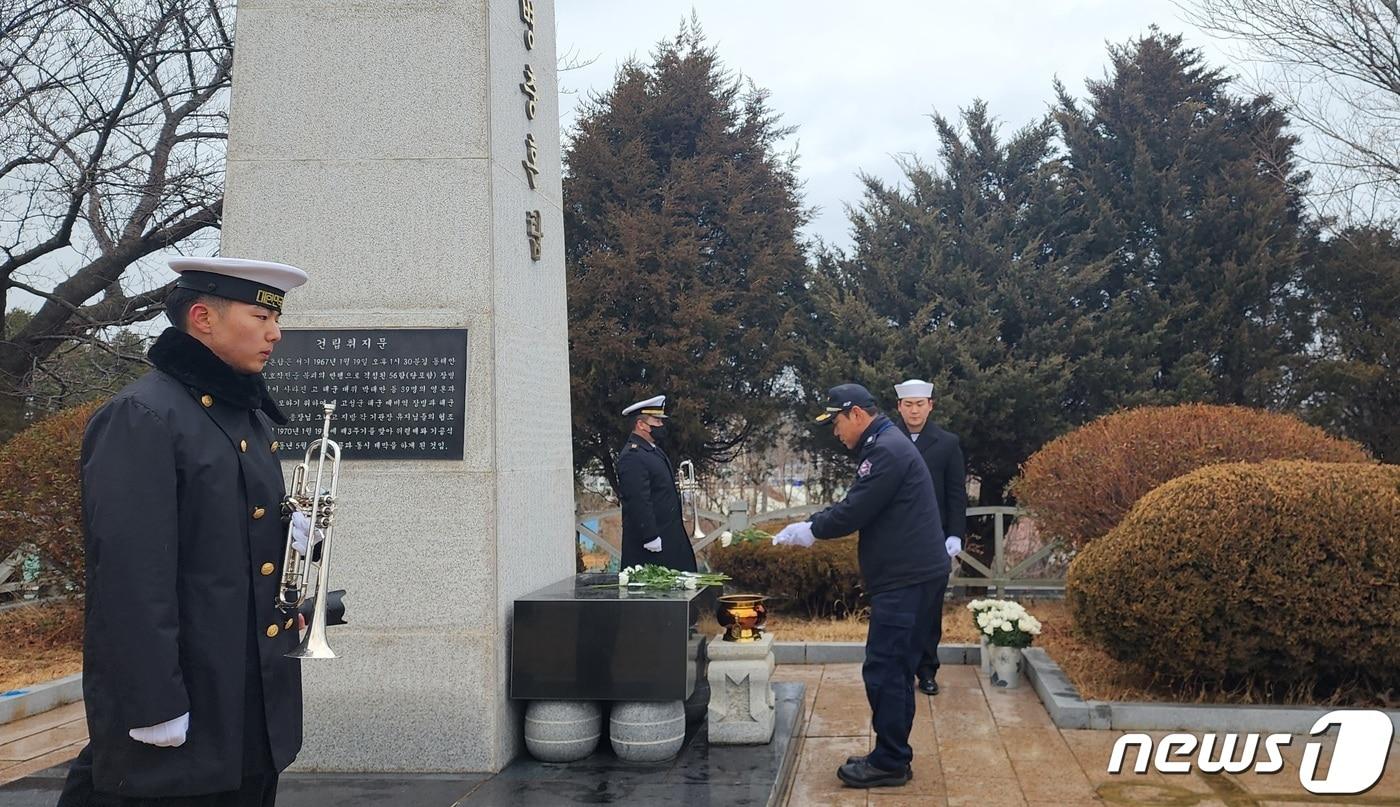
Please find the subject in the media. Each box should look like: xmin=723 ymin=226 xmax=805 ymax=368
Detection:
xmin=966 ymin=599 xmax=1041 ymax=688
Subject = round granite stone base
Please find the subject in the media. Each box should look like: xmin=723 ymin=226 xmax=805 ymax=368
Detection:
xmin=609 ymin=700 xmax=685 ymax=762
xmin=523 ymin=700 xmax=603 ymax=762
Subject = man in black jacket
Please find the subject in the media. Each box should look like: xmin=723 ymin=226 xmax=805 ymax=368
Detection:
xmin=615 ymin=394 xmax=697 ymax=572
xmin=59 ymin=257 xmax=312 ymax=806
xmin=893 ymin=378 xmax=968 ymax=695
xmin=773 ymin=384 xmax=948 ymax=789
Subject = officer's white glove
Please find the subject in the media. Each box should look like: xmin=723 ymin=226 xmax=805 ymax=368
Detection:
xmin=643 ymin=536 xmax=663 ymax=553
xmin=129 ymin=712 xmax=189 ymax=747
xmin=945 ymin=536 xmax=963 ymax=558
xmin=290 ymin=511 xmax=325 ymax=555
xmin=772 ymin=521 xmax=815 ymax=548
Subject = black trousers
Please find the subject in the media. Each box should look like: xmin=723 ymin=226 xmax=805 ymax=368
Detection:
xmin=915 ymin=574 xmax=949 ymax=683
xmin=863 ymin=577 xmax=943 ymax=771
xmin=56 ymin=745 xmax=278 ymax=807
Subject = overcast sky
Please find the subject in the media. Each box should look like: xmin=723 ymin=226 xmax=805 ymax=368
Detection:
xmin=554 ymin=0 xmax=1243 ymax=250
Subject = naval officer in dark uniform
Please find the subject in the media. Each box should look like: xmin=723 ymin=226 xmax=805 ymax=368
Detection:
xmin=773 ymin=384 xmax=948 ymax=789
xmin=615 ymin=394 xmax=698 ymax=572
xmin=59 ymin=257 xmax=315 ymax=807
xmin=893 ymin=378 xmax=967 ymax=696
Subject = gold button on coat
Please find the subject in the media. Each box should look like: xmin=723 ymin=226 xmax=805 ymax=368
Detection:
xmin=200 ymin=394 xmax=214 ymax=408
xmin=284 ymin=618 xmax=294 ymax=630
xmin=260 ymin=562 xmax=275 ymax=576
xmin=239 ymin=439 xmax=248 ymax=453
xmin=270 ymin=441 xmax=279 ymax=453
xmin=252 ymin=506 xmax=266 ymax=519
xmin=266 ymin=624 xmax=279 ymax=638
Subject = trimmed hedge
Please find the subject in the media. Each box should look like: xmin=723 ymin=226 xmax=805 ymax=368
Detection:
xmin=1015 ymin=404 xmax=1368 ymax=550
xmin=0 ymin=402 xmax=100 ymax=590
xmin=1066 ymin=461 xmax=1400 ymax=690
xmin=709 ymin=537 xmax=865 ymax=618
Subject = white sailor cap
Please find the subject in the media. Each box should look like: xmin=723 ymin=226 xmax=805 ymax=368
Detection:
xmin=168 ymin=257 xmax=308 ymax=313
xmin=622 ymin=394 xmax=668 ymax=418
xmin=894 ymin=379 xmax=935 ymax=399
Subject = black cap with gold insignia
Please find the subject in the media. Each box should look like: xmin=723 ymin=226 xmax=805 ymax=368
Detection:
xmin=814 ymin=383 xmax=877 ymax=423
xmin=622 ymin=394 xmax=668 ymax=419
xmin=168 ymin=257 xmax=308 ymax=313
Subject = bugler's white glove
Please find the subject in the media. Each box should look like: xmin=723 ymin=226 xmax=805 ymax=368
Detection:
xmin=291 ymin=511 xmax=325 ymax=555
xmin=643 ymin=536 xmax=663 ymax=553
xmin=772 ymin=521 xmax=815 ymax=548
xmin=945 ymin=536 xmax=963 ymax=558
xmin=129 ymin=712 xmax=189 ymax=747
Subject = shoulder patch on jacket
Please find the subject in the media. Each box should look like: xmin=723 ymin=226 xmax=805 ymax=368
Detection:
xmin=858 ymin=459 xmax=873 ymax=477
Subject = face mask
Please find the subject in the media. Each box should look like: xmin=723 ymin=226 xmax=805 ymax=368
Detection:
xmin=649 ymin=423 xmax=669 ymax=441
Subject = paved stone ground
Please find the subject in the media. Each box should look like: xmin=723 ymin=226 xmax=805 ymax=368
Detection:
xmin=772 ymin=664 xmax=1400 ymax=807
xmin=5 ymin=665 xmax=1400 ymax=806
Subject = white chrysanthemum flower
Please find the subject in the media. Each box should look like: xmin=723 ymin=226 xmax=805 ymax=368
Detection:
xmin=720 ymin=531 xmax=733 ymax=547
xmin=684 ymin=576 xmax=698 ymax=589
xmin=618 ymin=571 xmax=630 ymax=586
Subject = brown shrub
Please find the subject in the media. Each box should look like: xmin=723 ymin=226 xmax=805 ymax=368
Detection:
xmin=1066 ymin=461 xmax=1400 ymax=693
xmin=1015 ymin=404 xmax=1369 ymax=550
xmin=709 ymin=537 xmax=865 ymax=618
xmin=0 ymin=402 xmax=101 ymax=590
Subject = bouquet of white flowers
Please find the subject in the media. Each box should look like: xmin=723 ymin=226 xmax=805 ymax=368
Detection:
xmin=616 ymin=564 xmax=730 ymax=591
xmin=966 ymin=599 xmax=1042 ymax=648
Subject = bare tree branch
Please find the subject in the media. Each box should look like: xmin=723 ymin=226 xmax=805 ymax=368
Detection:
xmin=1181 ymin=0 xmax=1400 ymax=223
xmin=0 ymin=0 xmax=232 ymax=435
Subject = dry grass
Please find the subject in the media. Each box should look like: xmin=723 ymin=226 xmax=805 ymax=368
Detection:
xmin=0 ymin=599 xmax=83 ymax=693
xmin=728 ymin=598 xmax=1392 ymax=708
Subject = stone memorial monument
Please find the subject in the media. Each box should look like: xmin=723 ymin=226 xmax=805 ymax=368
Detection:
xmin=221 ymin=0 xmax=573 ymax=773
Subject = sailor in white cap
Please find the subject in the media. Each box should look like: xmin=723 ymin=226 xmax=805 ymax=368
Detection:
xmin=59 ymin=257 xmax=310 ymax=806
xmin=892 ymin=378 xmax=967 ymax=696
xmin=615 ymin=394 xmax=698 ymax=572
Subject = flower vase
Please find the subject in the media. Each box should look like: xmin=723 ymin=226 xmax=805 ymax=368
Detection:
xmin=988 ymin=645 xmax=1023 ymax=689
xmin=979 ymin=634 xmax=991 ymax=675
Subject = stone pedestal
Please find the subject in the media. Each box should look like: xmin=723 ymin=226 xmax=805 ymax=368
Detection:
xmin=610 ymin=701 xmax=685 ymax=762
xmin=523 ymin=701 xmax=602 ymax=762
xmin=222 ymin=0 xmax=573 ymax=773
xmin=706 ymin=633 xmax=776 ymax=745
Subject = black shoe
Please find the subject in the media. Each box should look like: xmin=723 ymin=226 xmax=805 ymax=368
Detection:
xmin=918 ymin=678 xmax=940 ymax=695
xmin=837 ymin=759 xmax=912 ymax=788
xmin=843 ymin=754 xmax=914 ymax=779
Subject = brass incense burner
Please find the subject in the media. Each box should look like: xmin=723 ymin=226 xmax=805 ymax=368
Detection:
xmin=716 ymin=594 xmax=768 ymax=642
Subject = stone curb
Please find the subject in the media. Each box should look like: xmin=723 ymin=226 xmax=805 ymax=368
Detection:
xmin=774 ymin=642 xmax=979 ymax=666
xmin=1022 ymin=647 xmax=1400 ymax=734
xmin=0 ymin=673 xmax=83 ymax=726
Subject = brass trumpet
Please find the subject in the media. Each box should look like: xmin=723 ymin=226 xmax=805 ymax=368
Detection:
xmin=278 ymin=402 xmax=341 ymax=659
xmin=678 ymin=459 xmax=704 ymax=541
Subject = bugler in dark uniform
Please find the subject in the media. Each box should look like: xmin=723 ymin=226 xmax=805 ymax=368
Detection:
xmin=773 ymin=383 xmax=948 ymax=789
xmin=59 ymin=257 xmax=311 ymax=806
xmin=615 ymin=394 xmax=698 ymax=572
xmin=893 ymin=378 xmax=968 ymax=695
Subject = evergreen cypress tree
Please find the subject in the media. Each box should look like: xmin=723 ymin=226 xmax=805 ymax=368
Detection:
xmin=1055 ymin=29 xmax=1310 ymax=409
xmin=565 ymin=23 xmax=809 ymax=491
xmin=1297 ymin=226 xmax=1400 ymax=462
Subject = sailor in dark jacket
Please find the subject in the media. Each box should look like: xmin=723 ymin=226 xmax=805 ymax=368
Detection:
xmin=58 ymin=257 xmax=313 ymax=807
xmin=773 ymin=384 xmax=948 ymax=789
xmin=893 ymin=378 xmax=968 ymax=695
xmin=615 ymin=394 xmax=697 ymax=572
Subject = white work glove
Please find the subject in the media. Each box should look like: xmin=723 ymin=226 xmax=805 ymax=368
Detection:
xmin=643 ymin=536 xmax=663 ymax=553
xmin=290 ymin=511 xmax=325 ymax=555
xmin=129 ymin=712 xmax=189 ymax=747
xmin=772 ymin=521 xmax=815 ymax=548
xmin=945 ymin=536 xmax=963 ymax=558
